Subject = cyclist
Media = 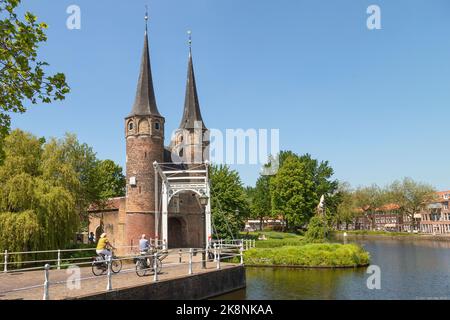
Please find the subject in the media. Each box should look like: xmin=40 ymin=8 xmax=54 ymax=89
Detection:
xmin=139 ymin=234 xmax=150 ymax=253
xmin=96 ymin=233 xmax=115 ymax=259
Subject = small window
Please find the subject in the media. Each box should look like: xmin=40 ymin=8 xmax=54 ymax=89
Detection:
xmin=128 ymin=122 xmax=134 ymax=131
xmin=154 ymin=122 xmax=160 ymax=130
xmin=139 ymin=186 xmax=141 ymax=194
xmin=179 ymin=149 xmax=184 ymax=158
xmin=144 ymin=152 xmax=147 ymax=159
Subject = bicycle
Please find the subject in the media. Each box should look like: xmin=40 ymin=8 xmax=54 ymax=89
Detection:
xmin=92 ymin=250 xmax=122 ymax=276
xmin=135 ymin=250 xmax=163 ymax=277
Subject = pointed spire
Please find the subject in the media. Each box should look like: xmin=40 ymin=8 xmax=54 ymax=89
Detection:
xmin=179 ymin=31 xmax=206 ymax=130
xmin=129 ymin=9 xmax=161 ymax=117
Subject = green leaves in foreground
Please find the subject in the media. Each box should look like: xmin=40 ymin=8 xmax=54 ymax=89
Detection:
xmin=243 ymin=243 xmax=370 ymax=267
xmin=0 ymin=0 xmax=70 ymax=138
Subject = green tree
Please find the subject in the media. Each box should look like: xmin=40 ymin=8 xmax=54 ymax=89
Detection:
xmin=270 ymin=152 xmax=338 ymax=231
xmin=210 ymin=164 xmax=250 ymax=239
xmin=0 ymin=0 xmax=69 ymax=138
xmin=388 ymin=177 xmax=437 ymax=231
xmin=96 ymin=159 xmax=126 ymax=200
xmin=0 ymin=129 xmax=125 ymax=252
xmin=249 ymin=175 xmax=272 ymax=231
xmin=41 ymin=133 xmax=98 ymax=226
xmin=304 ymin=215 xmax=328 ymax=242
xmin=332 ymin=182 xmax=357 ymax=230
xmin=0 ymin=130 xmax=78 ymax=252
xmin=353 ymin=184 xmax=386 ymax=230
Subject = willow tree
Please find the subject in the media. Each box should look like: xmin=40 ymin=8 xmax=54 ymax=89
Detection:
xmin=0 ymin=130 xmax=79 ymax=253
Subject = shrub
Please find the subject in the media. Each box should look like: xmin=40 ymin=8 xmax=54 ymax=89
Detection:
xmin=304 ymin=216 xmax=328 ymax=242
xmin=243 ymin=243 xmax=370 ymax=267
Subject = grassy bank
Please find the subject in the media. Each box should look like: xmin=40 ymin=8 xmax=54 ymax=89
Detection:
xmin=238 ymin=231 xmax=370 ymax=268
xmin=333 ymin=230 xmax=416 ymax=237
xmin=243 ymin=243 xmax=370 ymax=268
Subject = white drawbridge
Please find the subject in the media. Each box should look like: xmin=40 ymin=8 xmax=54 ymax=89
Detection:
xmin=153 ymin=161 xmax=212 ymax=250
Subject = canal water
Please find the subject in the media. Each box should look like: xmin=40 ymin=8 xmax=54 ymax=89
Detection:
xmin=216 ymin=238 xmax=450 ymax=299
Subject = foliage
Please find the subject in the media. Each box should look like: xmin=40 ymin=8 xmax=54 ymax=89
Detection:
xmin=41 ymin=134 xmax=125 ymax=226
xmin=210 ymin=164 xmax=250 ymax=239
xmin=242 ymin=243 xmax=370 ymax=267
xmin=0 ymin=0 xmax=69 ymax=139
xmin=333 ymin=230 xmax=416 ymax=237
xmin=353 ymin=184 xmax=387 ymax=230
xmin=305 ymin=215 xmax=329 ymax=243
xmin=332 ymin=182 xmax=358 ymax=230
xmin=248 ymin=175 xmax=273 ymax=230
xmin=387 ymin=178 xmax=437 ymax=229
xmin=0 ymin=129 xmax=124 ymax=252
xmin=96 ymin=159 xmax=126 ymax=200
xmin=0 ymin=130 xmax=78 ymax=252
xmin=270 ymin=152 xmax=338 ymax=230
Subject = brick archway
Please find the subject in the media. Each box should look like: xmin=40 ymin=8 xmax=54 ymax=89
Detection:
xmin=168 ymin=217 xmax=187 ymax=248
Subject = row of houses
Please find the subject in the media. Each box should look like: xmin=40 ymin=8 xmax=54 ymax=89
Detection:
xmin=348 ymin=191 xmax=450 ymax=234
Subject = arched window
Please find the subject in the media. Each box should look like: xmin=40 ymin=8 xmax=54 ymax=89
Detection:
xmin=154 ymin=122 xmax=160 ymax=130
xmin=128 ymin=122 xmax=134 ymax=131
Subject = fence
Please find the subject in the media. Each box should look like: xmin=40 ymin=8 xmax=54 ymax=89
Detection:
xmin=0 ymin=239 xmax=253 ymax=300
xmin=0 ymin=239 xmax=166 ymax=273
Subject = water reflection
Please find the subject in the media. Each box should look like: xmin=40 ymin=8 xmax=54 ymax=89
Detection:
xmin=215 ymin=238 xmax=450 ymax=300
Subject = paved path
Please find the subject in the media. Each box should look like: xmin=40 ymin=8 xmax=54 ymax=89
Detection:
xmin=0 ymin=251 xmax=236 ymax=300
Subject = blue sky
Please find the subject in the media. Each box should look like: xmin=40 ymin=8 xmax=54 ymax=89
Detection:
xmin=11 ymin=0 xmax=450 ymax=189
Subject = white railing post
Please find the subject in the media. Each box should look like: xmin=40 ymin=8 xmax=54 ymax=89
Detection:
xmin=43 ymin=264 xmax=50 ymax=300
xmin=213 ymin=243 xmax=217 ymax=262
xmin=188 ymin=248 xmax=193 ymax=275
xmin=3 ymin=250 xmax=7 ymax=273
xmin=57 ymin=249 xmax=61 ymax=270
xmin=216 ymin=245 xmax=221 ymax=270
xmin=106 ymin=255 xmax=112 ymax=291
xmin=153 ymin=252 xmax=158 ymax=282
xmin=240 ymin=243 xmax=244 ymax=265
xmin=253 ymin=239 xmax=256 ymax=248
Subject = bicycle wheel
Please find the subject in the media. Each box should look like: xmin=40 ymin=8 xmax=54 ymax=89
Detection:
xmin=135 ymin=259 xmax=148 ymax=277
xmin=111 ymin=256 xmax=122 ymax=273
xmin=153 ymin=258 xmax=163 ymax=274
xmin=92 ymin=259 xmax=106 ymax=276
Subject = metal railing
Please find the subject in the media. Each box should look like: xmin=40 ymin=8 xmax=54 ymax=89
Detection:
xmin=0 ymin=240 xmax=248 ymax=300
xmin=0 ymin=239 xmax=166 ymax=273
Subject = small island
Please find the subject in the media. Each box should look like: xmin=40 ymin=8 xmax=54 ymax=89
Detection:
xmin=240 ymin=231 xmax=370 ymax=268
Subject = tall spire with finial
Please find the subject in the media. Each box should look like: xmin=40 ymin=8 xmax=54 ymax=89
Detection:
xmin=129 ymin=6 xmax=160 ymax=117
xmin=179 ymin=30 xmax=206 ymax=130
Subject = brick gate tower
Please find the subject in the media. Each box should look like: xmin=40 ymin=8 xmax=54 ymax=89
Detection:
xmin=124 ymin=18 xmax=165 ymax=249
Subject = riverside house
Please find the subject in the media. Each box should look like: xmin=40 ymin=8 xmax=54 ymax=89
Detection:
xmin=348 ymin=191 xmax=450 ymax=234
xmin=419 ymin=191 xmax=450 ymax=234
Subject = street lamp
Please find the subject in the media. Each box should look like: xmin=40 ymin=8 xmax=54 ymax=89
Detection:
xmin=199 ymin=191 xmax=209 ymax=269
